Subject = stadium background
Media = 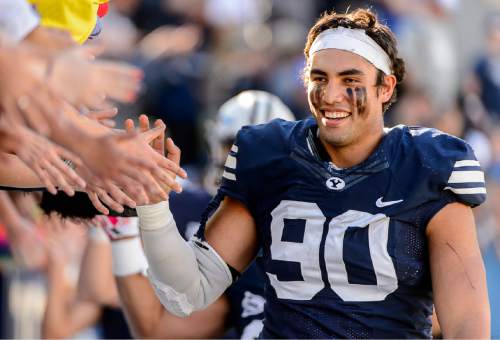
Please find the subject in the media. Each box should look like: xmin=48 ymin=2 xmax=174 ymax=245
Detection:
xmin=1 ymin=0 xmax=500 ymax=338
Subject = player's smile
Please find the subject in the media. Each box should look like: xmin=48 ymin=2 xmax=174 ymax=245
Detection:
xmin=319 ymin=108 xmax=352 ymax=128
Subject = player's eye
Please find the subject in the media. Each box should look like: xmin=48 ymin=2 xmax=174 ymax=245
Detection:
xmin=312 ymin=76 xmax=327 ymax=83
xmin=344 ymin=78 xmax=359 ymax=84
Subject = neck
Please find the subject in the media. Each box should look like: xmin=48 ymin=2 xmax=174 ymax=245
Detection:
xmin=320 ymin=125 xmax=385 ymax=168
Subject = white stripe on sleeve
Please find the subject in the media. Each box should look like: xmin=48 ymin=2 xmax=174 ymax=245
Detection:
xmin=454 ymin=160 xmax=480 ymax=168
xmin=224 ymin=155 xmax=236 ymax=169
xmin=222 ymin=171 xmax=236 ymax=181
xmin=447 ymin=171 xmax=484 ymax=184
xmin=444 ymin=187 xmax=487 ymax=195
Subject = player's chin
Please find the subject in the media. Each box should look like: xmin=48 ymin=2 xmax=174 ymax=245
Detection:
xmin=318 ymin=127 xmax=352 ymax=146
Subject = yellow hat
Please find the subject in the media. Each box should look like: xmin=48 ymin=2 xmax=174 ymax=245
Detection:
xmin=28 ymin=0 xmax=108 ymax=44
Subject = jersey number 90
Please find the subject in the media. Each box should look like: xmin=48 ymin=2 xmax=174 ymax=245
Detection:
xmin=267 ymin=200 xmax=398 ymax=302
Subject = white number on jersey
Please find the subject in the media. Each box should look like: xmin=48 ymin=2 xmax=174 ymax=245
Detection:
xmin=267 ymin=200 xmax=398 ymax=302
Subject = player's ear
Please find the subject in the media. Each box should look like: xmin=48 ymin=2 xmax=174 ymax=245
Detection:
xmin=378 ymin=74 xmax=397 ymax=103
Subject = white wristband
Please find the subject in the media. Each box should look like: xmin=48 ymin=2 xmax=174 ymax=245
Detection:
xmin=111 ymin=237 xmax=148 ymax=277
xmin=136 ymin=201 xmax=174 ymax=231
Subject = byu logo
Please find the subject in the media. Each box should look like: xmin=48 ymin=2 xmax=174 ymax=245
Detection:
xmin=326 ymin=177 xmax=345 ymax=190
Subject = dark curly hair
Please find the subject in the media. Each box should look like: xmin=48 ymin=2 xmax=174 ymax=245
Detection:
xmin=303 ymin=8 xmax=406 ymax=112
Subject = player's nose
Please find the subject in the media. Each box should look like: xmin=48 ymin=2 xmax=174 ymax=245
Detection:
xmin=323 ymin=81 xmax=345 ymax=105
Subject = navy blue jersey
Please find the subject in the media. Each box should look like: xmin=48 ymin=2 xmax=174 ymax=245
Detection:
xmin=200 ymin=118 xmax=486 ymax=339
xmin=225 ymin=262 xmax=267 ymax=339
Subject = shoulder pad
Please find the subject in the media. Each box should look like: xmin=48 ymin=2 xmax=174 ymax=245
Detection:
xmin=408 ymin=127 xmax=486 ymax=207
xmin=219 ymin=119 xmax=298 ymax=209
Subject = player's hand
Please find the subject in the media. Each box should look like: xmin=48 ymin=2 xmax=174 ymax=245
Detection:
xmin=138 ymin=115 xmax=166 ymax=156
xmin=124 ymin=116 xmax=168 ymax=203
xmin=79 ymin=130 xmax=183 ymax=201
xmin=0 ymin=43 xmax=61 ymax=135
xmin=0 ymin=123 xmax=86 ymax=195
xmin=124 ymin=115 xmax=184 ymax=204
xmin=129 ymin=123 xmax=184 ymax=200
xmin=46 ymin=45 xmax=143 ymax=108
xmin=122 ymin=120 xmax=185 ymax=196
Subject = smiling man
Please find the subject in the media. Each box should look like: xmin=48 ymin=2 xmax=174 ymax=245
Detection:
xmin=135 ymin=8 xmax=490 ymax=338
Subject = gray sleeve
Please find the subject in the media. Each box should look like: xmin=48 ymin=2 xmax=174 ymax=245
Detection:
xmin=137 ymin=201 xmax=232 ymax=316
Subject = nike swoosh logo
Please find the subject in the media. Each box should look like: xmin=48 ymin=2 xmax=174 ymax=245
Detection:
xmin=376 ymin=197 xmax=403 ymax=208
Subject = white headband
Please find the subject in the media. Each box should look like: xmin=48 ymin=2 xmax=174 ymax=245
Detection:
xmin=309 ymin=27 xmax=392 ymax=75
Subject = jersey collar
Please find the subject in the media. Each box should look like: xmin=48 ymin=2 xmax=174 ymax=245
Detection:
xmin=302 ymin=118 xmax=390 ymax=175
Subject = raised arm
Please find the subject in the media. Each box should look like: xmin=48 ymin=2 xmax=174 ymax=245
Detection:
xmin=136 ymin=135 xmax=259 ymax=317
xmin=428 ymin=202 xmax=490 ymax=338
xmin=129 ymin=119 xmax=259 ymax=317
xmin=137 ymin=195 xmax=259 ymax=317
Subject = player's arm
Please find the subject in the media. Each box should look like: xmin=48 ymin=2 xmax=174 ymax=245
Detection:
xmin=138 ymin=195 xmax=259 ymax=316
xmin=116 ymin=273 xmax=230 ymax=338
xmin=138 ymin=122 xmax=260 ymax=317
xmin=204 ymin=196 xmax=259 ymax=272
xmin=427 ymin=202 xmax=490 ymax=338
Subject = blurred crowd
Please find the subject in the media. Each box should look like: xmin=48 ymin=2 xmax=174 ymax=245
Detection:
xmin=0 ymin=0 xmax=500 ymax=338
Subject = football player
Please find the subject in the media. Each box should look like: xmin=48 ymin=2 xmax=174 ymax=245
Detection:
xmin=135 ymin=8 xmax=490 ymax=338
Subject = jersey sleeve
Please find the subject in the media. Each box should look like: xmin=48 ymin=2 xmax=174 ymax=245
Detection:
xmin=415 ymin=128 xmax=487 ymax=207
xmin=217 ymin=125 xmax=270 ymax=212
xmin=194 ymin=127 xmax=264 ymax=243
xmin=196 ymin=119 xmax=294 ymax=244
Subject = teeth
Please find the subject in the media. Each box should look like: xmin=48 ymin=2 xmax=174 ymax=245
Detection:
xmin=324 ymin=111 xmax=350 ymax=119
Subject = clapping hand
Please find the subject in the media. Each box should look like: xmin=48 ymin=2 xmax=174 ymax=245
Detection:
xmin=124 ymin=114 xmax=184 ymax=204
